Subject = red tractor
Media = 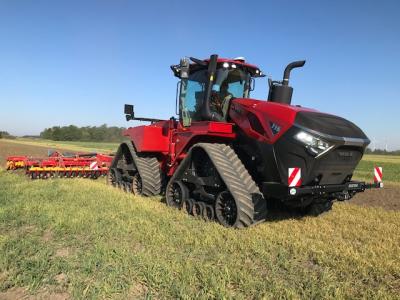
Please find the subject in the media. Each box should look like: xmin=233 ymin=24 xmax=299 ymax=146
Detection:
xmin=108 ymin=54 xmax=382 ymax=228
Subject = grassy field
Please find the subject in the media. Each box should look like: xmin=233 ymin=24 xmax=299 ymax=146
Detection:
xmin=354 ymin=154 xmax=400 ymax=183
xmin=1 ymin=171 xmax=399 ymax=299
xmin=0 ymin=139 xmax=399 ymax=299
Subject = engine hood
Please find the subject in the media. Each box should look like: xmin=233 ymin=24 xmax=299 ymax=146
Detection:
xmin=231 ymin=98 xmax=370 ymax=146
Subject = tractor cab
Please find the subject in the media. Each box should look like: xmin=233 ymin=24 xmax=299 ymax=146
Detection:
xmin=171 ymin=55 xmax=264 ymax=126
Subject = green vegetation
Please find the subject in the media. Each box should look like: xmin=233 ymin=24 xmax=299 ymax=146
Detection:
xmin=353 ymin=155 xmax=400 ymax=183
xmin=0 ymin=170 xmax=399 ymax=299
xmin=40 ymin=124 xmax=126 ymax=143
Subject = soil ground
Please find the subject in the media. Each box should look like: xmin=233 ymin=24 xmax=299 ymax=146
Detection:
xmin=0 ymin=139 xmax=73 ymax=163
xmin=1 ymin=138 xmax=398 ymax=211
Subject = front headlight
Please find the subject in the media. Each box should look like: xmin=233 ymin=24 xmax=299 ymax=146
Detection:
xmin=294 ymin=131 xmax=331 ymax=156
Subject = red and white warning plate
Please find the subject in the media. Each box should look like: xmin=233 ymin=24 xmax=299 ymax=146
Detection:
xmin=374 ymin=166 xmax=383 ymax=183
xmin=288 ymin=167 xmax=301 ymax=187
xmin=90 ymin=161 xmax=99 ymax=170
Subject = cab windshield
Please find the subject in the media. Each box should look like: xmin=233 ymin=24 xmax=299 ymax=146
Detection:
xmin=212 ymin=68 xmax=251 ymax=98
xmin=179 ymin=67 xmax=251 ymax=126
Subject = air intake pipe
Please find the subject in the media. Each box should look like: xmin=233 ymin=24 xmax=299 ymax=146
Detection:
xmin=268 ymin=60 xmax=306 ymax=105
xmin=202 ymin=54 xmax=224 ymax=121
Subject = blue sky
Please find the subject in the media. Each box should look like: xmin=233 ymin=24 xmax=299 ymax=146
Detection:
xmin=0 ymin=0 xmax=399 ymax=149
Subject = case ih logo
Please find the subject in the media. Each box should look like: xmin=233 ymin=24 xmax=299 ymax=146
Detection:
xmin=374 ymin=167 xmax=383 ymax=183
xmin=288 ymin=167 xmax=302 ymax=187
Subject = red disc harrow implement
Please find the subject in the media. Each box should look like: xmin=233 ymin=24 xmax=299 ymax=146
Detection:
xmin=6 ymin=151 xmax=113 ymax=180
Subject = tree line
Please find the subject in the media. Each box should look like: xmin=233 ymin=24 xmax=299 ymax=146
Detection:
xmin=39 ymin=125 xmax=126 ymax=142
xmin=364 ymin=148 xmax=400 ymax=156
xmin=0 ymin=131 xmax=15 ymax=139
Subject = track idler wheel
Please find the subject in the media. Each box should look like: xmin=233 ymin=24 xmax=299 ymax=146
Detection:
xmin=193 ymin=201 xmax=205 ymax=217
xmin=166 ymin=180 xmax=189 ymax=209
xmin=215 ymin=191 xmax=238 ymax=227
xmin=183 ymin=198 xmax=194 ymax=215
xmin=202 ymin=204 xmax=215 ymax=221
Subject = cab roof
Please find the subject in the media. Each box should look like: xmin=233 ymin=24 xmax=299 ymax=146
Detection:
xmin=171 ymin=57 xmax=264 ymax=78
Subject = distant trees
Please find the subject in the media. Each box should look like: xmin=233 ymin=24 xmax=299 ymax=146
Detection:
xmin=40 ymin=124 xmax=126 ymax=142
xmin=365 ymin=148 xmax=400 ymax=156
xmin=0 ymin=131 xmax=15 ymax=139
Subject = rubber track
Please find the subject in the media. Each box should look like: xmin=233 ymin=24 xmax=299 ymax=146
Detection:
xmin=170 ymin=143 xmax=267 ymax=228
xmin=113 ymin=142 xmax=162 ymax=196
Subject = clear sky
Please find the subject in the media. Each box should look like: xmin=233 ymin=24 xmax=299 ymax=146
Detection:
xmin=0 ymin=0 xmax=399 ymax=149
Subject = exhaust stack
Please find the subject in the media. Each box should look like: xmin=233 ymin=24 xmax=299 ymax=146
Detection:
xmin=268 ymin=60 xmax=305 ymax=105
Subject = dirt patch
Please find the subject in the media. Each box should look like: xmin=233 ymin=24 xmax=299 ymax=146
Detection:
xmin=0 ymin=287 xmax=28 ymax=300
xmin=55 ymin=248 xmax=70 ymax=258
xmin=21 ymin=225 xmax=37 ymax=234
xmin=42 ymin=229 xmax=53 ymax=242
xmin=54 ymin=273 xmax=69 ymax=286
xmin=128 ymin=282 xmax=149 ymax=298
xmin=0 ymin=287 xmax=70 ymax=300
xmin=349 ymin=184 xmax=400 ymax=211
xmin=0 ymin=139 xmax=73 ymax=168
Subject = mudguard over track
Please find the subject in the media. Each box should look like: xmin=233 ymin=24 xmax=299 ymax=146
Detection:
xmin=168 ymin=143 xmax=268 ymax=228
xmin=111 ymin=142 xmax=162 ymax=196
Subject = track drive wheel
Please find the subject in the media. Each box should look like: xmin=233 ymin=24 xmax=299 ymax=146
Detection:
xmin=166 ymin=180 xmax=188 ymax=209
xmin=215 ymin=191 xmax=238 ymax=227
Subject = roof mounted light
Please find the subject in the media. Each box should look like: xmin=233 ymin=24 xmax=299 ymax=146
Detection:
xmin=231 ymin=64 xmax=237 ymax=69
xmin=233 ymin=57 xmax=245 ymax=62
xmin=222 ymin=62 xmax=229 ymax=68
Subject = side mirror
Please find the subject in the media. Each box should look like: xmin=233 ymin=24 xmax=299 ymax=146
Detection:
xmin=250 ymin=78 xmax=255 ymax=91
xmin=125 ymin=104 xmax=134 ymax=121
xmin=124 ymin=104 xmax=134 ymax=115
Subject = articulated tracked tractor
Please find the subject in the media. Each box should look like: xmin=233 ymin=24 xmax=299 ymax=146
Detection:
xmin=108 ymin=54 xmax=382 ymax=228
